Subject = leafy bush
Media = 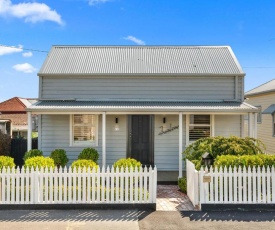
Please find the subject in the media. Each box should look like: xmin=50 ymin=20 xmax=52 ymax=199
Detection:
xmin=113 ymin=158 xmax=142 ymax=171
xmin=50 ymin=149 xmax=69 ymax=167
xmin=178 ymin=177 xmax=187 ymax=194
xmin=23 ymin=149 xmax=43 ymax=161
xmin=0 ymin=156 xmax=15 ymax=170
xmin=71 ymin=159 xmax=98 ymax=172
xmin=0 ymin=132 xmax=11 ymax=156
xmin=183 ymin=136 xmax=265 ymax=164
xmin=78 ymin=148 xmax=99 ymax=163
xmin=214 ymin=154 xmax=275 ymax=169
xmin=24 ymin=156 xmax=55 ymax=170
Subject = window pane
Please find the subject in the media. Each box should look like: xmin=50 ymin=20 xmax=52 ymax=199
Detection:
xmin=190 ymin=115 xmax=210 ymax=124
xmin=73 ymin=114 xmax=97 ymax=145
xmin=189 ymin=126 xmax=210 ymax=141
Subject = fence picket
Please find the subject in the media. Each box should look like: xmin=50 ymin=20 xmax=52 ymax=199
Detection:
xmin=0 ymin=166 xmax=157 ymax=205
xmin=252 ymin=166 xmax=256 ymax=203
xmin=243 ymin=167 xmax=247 ymax=203
xmin=262 ymin=167 xmax=266 ymax=203
xmin=267 ymin=167 xmax=271 ymax=203
xmin=257 ymin=166 xmax=261 ymax=202
xmin=247 ymin=166 xmax=251 ymax=203
xmin=272 ymin=167 xmax=275 ymax=203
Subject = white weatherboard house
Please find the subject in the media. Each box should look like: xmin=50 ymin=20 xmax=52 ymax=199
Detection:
xmin=26 ymin=46 xmax=258 ymax=180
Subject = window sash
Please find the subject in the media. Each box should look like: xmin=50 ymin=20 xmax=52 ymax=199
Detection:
xmin=72 ymin=114 xmax=98 ymax=146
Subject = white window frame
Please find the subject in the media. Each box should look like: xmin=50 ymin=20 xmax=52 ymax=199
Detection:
xmin=70 ymin=114 xmax=99 ymax=147
xmin=273 ymin=113 xmax=275 ymax=137
xmin=186 ymin=114 xmax=214 ymax=146
xmin=255 ymin=105 xmax=262 ymax=123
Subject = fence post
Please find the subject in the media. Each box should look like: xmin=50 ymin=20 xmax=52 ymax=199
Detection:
xmin=153 ymin=166 xmax=157 ymax=203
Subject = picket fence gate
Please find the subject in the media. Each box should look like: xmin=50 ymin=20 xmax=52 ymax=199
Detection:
xmin=186 ymin=160 xmax=275 ymax=208
xmin=0 ymin=166 xmax=157 ymax=205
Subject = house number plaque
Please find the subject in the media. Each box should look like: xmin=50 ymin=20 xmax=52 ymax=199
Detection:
xmin=203 ymin=176 xmax=211 ymax=183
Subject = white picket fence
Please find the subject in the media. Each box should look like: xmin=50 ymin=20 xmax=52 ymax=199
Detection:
xmin=186 ymin=160 xmax=275 ymax=208
xmin=0 ymin=166 xmax=157 ymax=204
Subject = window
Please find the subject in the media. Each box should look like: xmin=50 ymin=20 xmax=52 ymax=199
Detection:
xmin=72 ymin=114 xmax=98 ymax=146
xmin=187 ymin=114 xmax=212 ymax=145
xmin=255 ymin=106 xmax=262 ymax=123
xmin=273 ymin=114 xmax=275 ymax=137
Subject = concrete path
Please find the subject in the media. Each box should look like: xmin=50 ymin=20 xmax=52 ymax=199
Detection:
xmin=157 ymin=185 xmax=196 ymax=211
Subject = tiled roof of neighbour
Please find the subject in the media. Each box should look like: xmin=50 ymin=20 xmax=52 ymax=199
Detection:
xmin=245 ymin=79 xmax=275 ymax=96
xmin=39 ymin=46 xmax=244 ymax=75
xmin=27 ymin=100 xmax=257 ymax=113
xmin=0 ymin=97 xmax=38 ymax=112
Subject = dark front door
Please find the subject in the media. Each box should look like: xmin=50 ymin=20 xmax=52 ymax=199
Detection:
xmin=128 ymin=115 xmax=154 ymax=166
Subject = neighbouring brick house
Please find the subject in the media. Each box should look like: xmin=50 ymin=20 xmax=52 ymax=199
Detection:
xmin=0 ymin=97 xmax=37 ymax=138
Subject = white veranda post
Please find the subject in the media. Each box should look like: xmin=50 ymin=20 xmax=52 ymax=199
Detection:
xmin=178 ymin=112 xmax=183 ymax=178
xmin=102 ymin=112 xmax=106 ymax=167
xmin=27 ymin=112 xmax=32 ymax=151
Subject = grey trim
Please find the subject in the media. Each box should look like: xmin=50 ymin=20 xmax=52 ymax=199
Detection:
xmin=201 ymin=204 xmax=275 ymax=212
xmin=262 ymin=104 xmax=275 ymax=114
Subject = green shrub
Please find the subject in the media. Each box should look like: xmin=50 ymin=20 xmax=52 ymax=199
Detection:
xmin=214 ymin=154 xmax=275 ymax=168
xmin=71 ymin=159 xmax=98 ymax=172
xmin=0 ymin=156 xmax=15 ymax=170
xmin=24 ymin=156 xmax=55 ymax=170
xmin=183 ymin=136 xmax=265 ymax=165
xmin=178 ymin=177 xmax=187 ymax=194
xmin=50 ymin=149 xmax=69 ymax=167
xmin=78 ymin=148 xmax=99 ymax=163
xmin=0 ymin=132 xmax=11 ymax=156
xmin=23 ymin=149 xmax=43 ymax=161
xmin=113 ymin=158 xmax=142 ymax=171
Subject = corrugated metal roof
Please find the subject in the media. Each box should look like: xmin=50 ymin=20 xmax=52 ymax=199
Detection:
xmin=39 ymin=46 xmax=244 ymax=75
xmin=27 ymin=100 xmax=256 ymax=113
xmin=262 ymin=104 xmax=275 ymax=114
xmin=245 ymin=79 xmax=275 ymax=96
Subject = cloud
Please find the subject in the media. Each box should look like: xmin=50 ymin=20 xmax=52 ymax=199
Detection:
xmin=13 ymin=63 xmax=36 ymax=73
xmin=0 ymin=0 xmax=64 ymax=25
xmin=123 ymin=35 xmax=145 ymax=45
xmin=0 ymin=44 xmax=23 ymax=56
xmin=88 ymin=0 xmax=111 ymax=6
xmin=22 ymin=51 xmax=33 ymax=57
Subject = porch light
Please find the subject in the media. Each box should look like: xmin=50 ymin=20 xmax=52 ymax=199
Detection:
xmin=163 ymin=117 xmax=166 ymax=124
xmin=114 ymin=117 xmax=119 ymax=131
xmin=202 ymin=152 xmax=214 ymax=167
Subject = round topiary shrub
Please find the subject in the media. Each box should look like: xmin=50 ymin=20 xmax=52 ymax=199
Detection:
xmin=78 ymin=148 xmax=99 ymax=163
xmin=23 ymin=149 xmax=43 ymax=162
xmin=178 ymin=176 xmax=187 ymax=194
xmin=113 ymin=158 xmax=142 ymax=171
xmin=0 ymin=156 xmax=15 ymax=171
xmin=24 ymin=156 xmax=55 ymax=170
xmin=50 ymin=149 xmax=69 ymax=167
xmin=71 ymin=159 xmax=98 ymax=172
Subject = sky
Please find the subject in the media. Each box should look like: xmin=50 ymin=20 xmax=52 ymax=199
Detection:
xmin=1 ymin=0 xmax=275 ymax=102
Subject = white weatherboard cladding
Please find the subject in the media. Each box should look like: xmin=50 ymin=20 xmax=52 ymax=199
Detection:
xmin=154 ymin=115 xmax=186 ymax=171
xmin=41 ymin=76 xmax=238 ymax=101
xmin=215 ymin=115 xmax=241 ymax=137
xmin=41 ymin=114 xmax=102 ymax=165
xmin=246 ymin=93 xmax=275 ymax=153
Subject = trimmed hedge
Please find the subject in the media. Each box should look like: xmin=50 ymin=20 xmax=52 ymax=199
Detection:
xmin=23 ymin=149 xmax=43 ymax=162
xmin=50 ymin=149 xmax=69 ymax=167
xmin=71 ymin=159 xmax=98 ymax=172
xmin=178 ymin=177 xmax=187 ymax=194
xmin=24 ymin=156 xmax=55 ymax=170
xmin=183 ymin=136 xmax=266 ymax=163
xmin=214 ymin=154 xmax=275 ymax=168
xmin=78 ymin=148 xmax=99 ymax=163
xmin=113 ymin=158 xmax=142 ymax=171
xmin=0 ymin=156 xmax=15 ymax=170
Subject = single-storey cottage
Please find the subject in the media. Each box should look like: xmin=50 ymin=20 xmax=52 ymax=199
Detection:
xmin=26 ymin=46 xmax=258 ymax=180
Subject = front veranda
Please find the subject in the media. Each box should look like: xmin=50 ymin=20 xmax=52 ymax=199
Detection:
xmin=26 ymin=101 xmax=258 ymax=180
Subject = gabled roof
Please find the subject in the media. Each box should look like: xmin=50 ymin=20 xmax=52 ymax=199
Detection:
xmin=0 ymin=97 xmax=37 ymax=113
xmin=245 ymin=79 xmax=275 ymax=96
xmin=27 ymin=100 xmax=257 ymax=113
xmin=39 ymin=46 xmax=245 ymax=76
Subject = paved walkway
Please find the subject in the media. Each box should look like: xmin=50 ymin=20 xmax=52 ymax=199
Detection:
xmin=156 ymin=185 xmax=197 ymax=211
